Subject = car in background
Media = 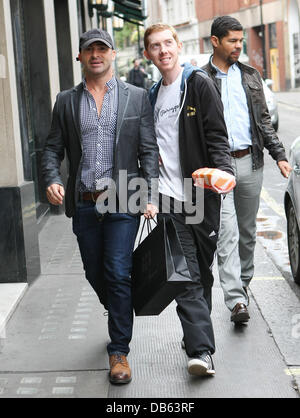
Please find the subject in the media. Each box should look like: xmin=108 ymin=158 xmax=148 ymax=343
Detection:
xmin=285 ymin=136 xmax=300 ymax=284
xmin=178 ymin=53 xmax=211 ymax=67
xmin=263 ymin=79 xmax=279 ymax=132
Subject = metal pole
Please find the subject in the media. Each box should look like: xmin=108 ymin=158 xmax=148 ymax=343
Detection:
xmin=260 ymin=0 xmax=268 ymax=79
xmin=137 ymin=24 xmax=142 ymax=58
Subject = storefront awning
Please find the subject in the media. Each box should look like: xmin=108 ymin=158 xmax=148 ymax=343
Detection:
xmin=112 ymin=0 xmax=147 ymax=25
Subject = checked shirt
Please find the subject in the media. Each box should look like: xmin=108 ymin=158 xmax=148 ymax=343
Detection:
xmin=79 ymin=77 xmax=118 ymax=192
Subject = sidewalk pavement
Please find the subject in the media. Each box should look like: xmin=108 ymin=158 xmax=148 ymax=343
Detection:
xmin=0 ymin=213 xmax=299 ymax=398
xmin=0 ymin=284 xmax=27 ymax=339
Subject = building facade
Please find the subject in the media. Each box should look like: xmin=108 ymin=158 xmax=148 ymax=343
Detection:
xmin=146 ymin=0 xmax=200 ymax=54
xmin=0 ymin=0 xmax=145 ymax=285
xmin=146 ymin=0 xmax=300 ymax=91
xmin=0 ymin=0 xmax=84 ymax=285
xmin=195 ymin=0 xmax=300 ymax=91
xmin=2 ymin=0 xmax=300 ymax=286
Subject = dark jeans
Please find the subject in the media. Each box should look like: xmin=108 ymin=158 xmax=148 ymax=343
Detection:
xmin=158 ymin=193 xmax=220 ymax=357
xmin=72 ymin=201 xmax=140 ymax=356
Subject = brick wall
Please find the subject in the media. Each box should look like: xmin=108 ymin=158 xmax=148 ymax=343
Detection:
xmin=248 ymin=27 xmax=264 ymax=75
xmin=195 ymin=0 xmax=279 ymax=21
xmin=276 ymin=21 xmax=286 ymax=91
xmin=194 ymin=0 xmax=287 ymax=89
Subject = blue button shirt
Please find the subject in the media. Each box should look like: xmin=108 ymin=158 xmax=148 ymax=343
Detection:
xmin=211 ymin=59 xmax=252 ymax=151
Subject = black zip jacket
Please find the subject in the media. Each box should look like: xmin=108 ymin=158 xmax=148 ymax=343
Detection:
xmin=149 ymin=64 xmax=234 ymax=252
xmin=202 ymin=60 xmax=287 ymax=170
xmin=149 ymin=63 xmax=234 ymax=182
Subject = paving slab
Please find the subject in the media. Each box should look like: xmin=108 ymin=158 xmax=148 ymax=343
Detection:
xmin=109 ymin=287 xmax=298 ymax=399
xmin=0 ymin=371 xmax=108 ymax=398
xmin=249 ymin=238 xmax=300 ymax=389
xmin=0 ymin=273 xmax=109 ymax=372
xmin=250 ymin=278 xmax=300 ymax=366
xmin=0 ymin=283 xmax=27 ymax=335
xmin=0 ymin=214 xmax=299 ymax=398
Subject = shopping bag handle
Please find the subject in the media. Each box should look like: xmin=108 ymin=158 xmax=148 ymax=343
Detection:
xmin=137 ymin=217 xmax=157 ymax=246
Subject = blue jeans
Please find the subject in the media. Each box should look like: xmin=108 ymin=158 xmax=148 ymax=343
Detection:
xmin=72 ymin=202 xmax=140 ymax=356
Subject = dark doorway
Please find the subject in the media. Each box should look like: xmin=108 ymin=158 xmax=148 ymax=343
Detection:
xmin=10 ymin=0 xmax=53 ymax=219
xmin=54 ymin=0 xmax=74 ymax=91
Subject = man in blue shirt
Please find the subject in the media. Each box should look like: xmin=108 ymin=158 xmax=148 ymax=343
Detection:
xmin=203 ymin=16 xmax=292 ymax=323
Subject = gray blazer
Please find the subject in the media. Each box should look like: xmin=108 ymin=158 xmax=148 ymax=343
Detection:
xmin=42 ymin=79 xmax=159 ymax=218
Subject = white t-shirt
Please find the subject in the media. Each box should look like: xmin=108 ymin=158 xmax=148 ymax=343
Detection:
xmin=154 ymin=69 xmax=186 ymax=201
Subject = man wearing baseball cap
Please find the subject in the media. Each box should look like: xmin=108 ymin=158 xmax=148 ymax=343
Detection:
xmin=78 ymin=28 xmax=115 ymax=51
xmin=42 ymin=29 xmax=159 ymax=385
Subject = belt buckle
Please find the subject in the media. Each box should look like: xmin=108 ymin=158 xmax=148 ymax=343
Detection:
xmin=92 ymin=189 xmax=106 ymax=202
xmin=97 ymin=211 xmax=105 ymax=222
xmin=91 ymin=192 xmax=98 ymax=203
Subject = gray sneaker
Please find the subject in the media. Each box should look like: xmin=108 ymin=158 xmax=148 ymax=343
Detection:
xmin=188 ymin=351 xmax=215 ymax=376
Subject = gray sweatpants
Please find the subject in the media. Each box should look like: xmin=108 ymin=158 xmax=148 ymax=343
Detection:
xmin=217 ymin=154 xmax=263 ymax=311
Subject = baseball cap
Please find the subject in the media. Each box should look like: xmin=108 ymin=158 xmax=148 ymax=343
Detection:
xmin=79 ymin=29 xmax=114 ymax=51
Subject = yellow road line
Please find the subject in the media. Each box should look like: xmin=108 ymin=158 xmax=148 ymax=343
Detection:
xmin=285 ymin=368 xmax=300 ymax=376
xmin=252 ymin=276 xmax=285 ymax=281
xmin=260 ymin=187 xmax=285 ymax=218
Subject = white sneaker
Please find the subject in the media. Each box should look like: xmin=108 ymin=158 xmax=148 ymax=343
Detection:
xmin=188 ymin=351 xmax=215 ymax=376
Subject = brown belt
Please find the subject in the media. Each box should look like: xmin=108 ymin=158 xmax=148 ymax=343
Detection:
xmin=230 ymin=147 xmax=251 ymax=158
xmin=81 ymin=191 xmax=106 ymax=202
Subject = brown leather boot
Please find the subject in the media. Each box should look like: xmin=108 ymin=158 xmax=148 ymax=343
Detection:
xmin=230 ymin=303 xmax=250 ymax=323
xmin=109 ymin=354 xmax=132 ymax=384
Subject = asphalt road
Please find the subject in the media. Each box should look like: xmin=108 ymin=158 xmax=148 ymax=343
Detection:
xmin=259 ymin=96 xmax=300 ymax=299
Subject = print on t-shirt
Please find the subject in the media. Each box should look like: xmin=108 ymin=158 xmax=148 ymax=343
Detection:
xmin=154 ymin=68 xmax=186 ymax=201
